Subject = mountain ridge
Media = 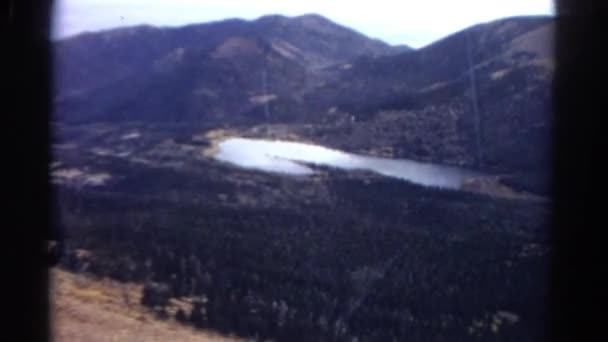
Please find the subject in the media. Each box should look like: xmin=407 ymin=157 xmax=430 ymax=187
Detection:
xmin=54 ymin=13 xmax=408 ymax=98
xmin=53 ymin=14 xmax=554 ymax=176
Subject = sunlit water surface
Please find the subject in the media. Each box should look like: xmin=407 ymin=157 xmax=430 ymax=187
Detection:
xmin=215 ymin=138 xmax=480 ymax=189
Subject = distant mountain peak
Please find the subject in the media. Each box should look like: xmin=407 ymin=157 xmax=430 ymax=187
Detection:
xmin=288 ymin=13 xmax=349 ymax=34
xmin=254 ymin=14 xmax=290 ymax=24
xmin=255 ymin=13 xmax=332 ymax=24
xmin=291 ymin=13 xmax=333 ymax=23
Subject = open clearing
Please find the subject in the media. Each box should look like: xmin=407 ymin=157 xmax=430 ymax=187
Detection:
xmin=51 ymin=268 xmax=242 ymax=342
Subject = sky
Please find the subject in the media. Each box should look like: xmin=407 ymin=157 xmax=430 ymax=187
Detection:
xmin=52 ymin=0 xmax=555 ymax=48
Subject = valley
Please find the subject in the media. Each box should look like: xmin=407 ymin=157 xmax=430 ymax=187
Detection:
xmin=52 ymin=121 xmax=551 ymax=342
xmin=51 ymin=12 xmax=554 ymax=342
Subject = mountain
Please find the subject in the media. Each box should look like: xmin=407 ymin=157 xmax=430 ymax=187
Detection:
xmin=307 ymin=15 xmax=554 ymax=176
xmin=53 ymin=14 xmax=553 ymax=176
xmin=54 ymin=14 xmax=403 ymax=102
xmin=54 ymin=14 xmax=409 ymax=124
xmin=50 ymin=14 xmax=554 ymax=342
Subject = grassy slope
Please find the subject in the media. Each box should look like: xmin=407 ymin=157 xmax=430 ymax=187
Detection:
xmin=51 ymin=268 xmax=242 ymax=342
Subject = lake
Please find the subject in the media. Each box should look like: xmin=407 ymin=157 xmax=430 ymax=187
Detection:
xmin=214 ymin=137 xmax=480 ymax=189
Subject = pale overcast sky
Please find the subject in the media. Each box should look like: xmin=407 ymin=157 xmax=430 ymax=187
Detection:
xmin=52 ymin=0 xmax=554 ymax=48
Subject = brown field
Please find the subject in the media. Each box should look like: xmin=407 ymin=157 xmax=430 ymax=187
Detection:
xmin=50 ymin=268 xmax=243 ymax=342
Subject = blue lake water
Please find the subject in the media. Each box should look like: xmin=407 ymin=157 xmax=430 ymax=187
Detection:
xmin=214 ymin=138 xmax=480 ymax=189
